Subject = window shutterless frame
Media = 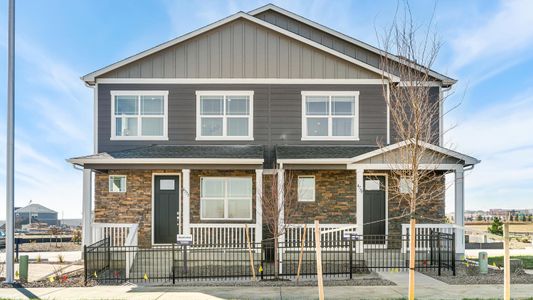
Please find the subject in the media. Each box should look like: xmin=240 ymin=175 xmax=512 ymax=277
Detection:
xmin=110 ymin=90 xmax=169 ymax=141
xmin=297 ymin=175 xmax=316 ymax=202
xmin=195 ymin=90 xmax=254 ymax=141
xmin=301 ymin=91 xmax=360 ymax=141
xmin=109 ymin=175 xmax=127 ymax=193
xmin=199 ymin=176 xmax=253 ymax=221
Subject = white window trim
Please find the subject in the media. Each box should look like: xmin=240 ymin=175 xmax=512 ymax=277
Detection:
xmin=200 ymin=177 xmax=253 ymax=221
xmin=109 ymin=175 xmax=127 ymax=193
xmin=110 ymin=90 xmax=169 ymax=141
xmin=195 ymin=90 xmax=254 ymax=141
xmin=297 ymin=175 xmax=316 ymax=202
xmin=301 ymin=91 xmax=360 ymax=141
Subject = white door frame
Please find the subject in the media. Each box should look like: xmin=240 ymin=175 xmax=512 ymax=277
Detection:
xmin=151 ymin=172 xmax=181 ymax=245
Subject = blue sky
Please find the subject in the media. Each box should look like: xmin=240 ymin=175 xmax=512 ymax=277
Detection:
xmin=0 ymin=0 xmax=532 ymax=218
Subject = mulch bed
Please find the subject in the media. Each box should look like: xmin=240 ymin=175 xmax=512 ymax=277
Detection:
xmin=0 ymin=269 xmax=97 ymax=288
xmin=421 ymin=263 xmax=533 ymax=285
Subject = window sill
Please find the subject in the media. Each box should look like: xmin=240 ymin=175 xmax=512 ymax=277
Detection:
xmin=199 ymin=218 xmax=254 ymax=221
xmin=301 ymin=137 xmax=360 ymax=141
xmin=110 ymin=136 xmax=169 ymax=141
xmin=195 ymin=136 xmax=254 ymax=141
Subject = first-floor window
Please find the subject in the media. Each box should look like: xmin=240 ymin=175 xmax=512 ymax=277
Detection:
xmin=109 ymin=175 xmax=127 ymax=192
xmin=298 ymin=176 xmax=315 ymax=202
xmin=200 ymin=177 xmax=252 ymax=220
xmin=399 ymin=176 xmax=415 ymax=194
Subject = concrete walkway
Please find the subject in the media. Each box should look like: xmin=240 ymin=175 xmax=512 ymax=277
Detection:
xmin=2 ymin=283 xmax=533 ymax=299
xmin=1 ymin=281 xmax=533 ymax=299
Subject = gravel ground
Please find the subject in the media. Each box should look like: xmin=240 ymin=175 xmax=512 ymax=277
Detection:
xmin=19 ymin=242 xmax=81 ymax=252
xmin=422 ymin=263 xmax=533 ymax=285
xmin=1 ymin=269 xmax=97 ymax=288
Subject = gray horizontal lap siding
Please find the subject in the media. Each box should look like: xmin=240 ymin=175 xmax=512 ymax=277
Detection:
xmin=98 ymin=83 xmax=387 ymax=165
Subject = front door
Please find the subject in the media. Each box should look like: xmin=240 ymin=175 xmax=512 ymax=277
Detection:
xmin=363 ymin=175 xmax=386 ymax=241
xmin=154 ymin=175 xmax=180 ymax=244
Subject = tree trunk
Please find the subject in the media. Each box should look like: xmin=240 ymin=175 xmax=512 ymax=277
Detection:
xmin=409 ymin=218 xmax=416 ymax=300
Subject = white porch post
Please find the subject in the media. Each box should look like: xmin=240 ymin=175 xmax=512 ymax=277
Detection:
xmin=277 ymin=169 xmax=285 ymax=242
xmin=182 ymin=169 xmax=191 ymax=235
xmin=82 ymin=169 xmax=93 ymax=246
xmin=455 ymin=167 xmax=465 ymax=257
xmin=356 ymin=168 xmax=364 ymax=235
xmin=255 ymin=169 xmax=263 ymax=244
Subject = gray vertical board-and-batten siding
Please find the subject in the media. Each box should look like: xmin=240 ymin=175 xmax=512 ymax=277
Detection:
xmin=99 ymin=19 xmax=380 ymax=80
xmin=98 ymin=83 xmax=387 ymax=165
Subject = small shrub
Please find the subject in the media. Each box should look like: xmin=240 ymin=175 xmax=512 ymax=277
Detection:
xmin=71 ymin=229 xmax=82 ymax=244
xmin=36 ymin=255 xmax=42 ymax=263
xmin=488 ymin=217 xmax=503 ymax=236
xmin=57 ymin=254 xmax=65 ymax=264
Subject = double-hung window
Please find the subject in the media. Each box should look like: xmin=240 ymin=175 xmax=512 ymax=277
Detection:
xmin=111 ymin=91 xmax=168 ymax=140
xmin=109 ymin=175 xmax=127 ymax=193
xmin=298 ymin=176 xmax=315 ymax=202
xmin=301 ymin=91 xmax=359 ymax=140
xmin=200 ymin=177 xmax=253 ymax=220
xmin=196 ymin=91 xmax=253 ymax=140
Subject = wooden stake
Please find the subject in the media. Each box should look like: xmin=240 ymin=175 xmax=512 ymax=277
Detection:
xmin=296 ymin=224 xmax=307 ymax=282
xmin=314 ymin=220 xmax=324 ymax=300
xmin=503 ymin=222 xmax=510 ymax=300
xmin=408 ymin=218 xmax=416 ymax=300
xmin=245 ymin=224 xmax=256 ymax=280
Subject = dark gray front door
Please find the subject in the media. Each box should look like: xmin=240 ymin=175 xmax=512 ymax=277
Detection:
xmin=154 ymin=175 xmax=180 ymax=244
xmin=363 ymin=175 xmax=386 ymax=239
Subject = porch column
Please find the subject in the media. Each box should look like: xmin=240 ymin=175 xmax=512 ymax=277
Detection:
xmin=82 ymin=169 xmax=92 ymax=246
xmin=277 ymin=169 xmax=285 ymax=242
xmin=182 ymin=169 xmax=191 ymax=235
xmin=255 ymin=169 xmax=263 ymax=244
xmin=356 ymin=168 xmax=364 ymax=235
xmin=454 ymin=167 xmax=465 ymax=257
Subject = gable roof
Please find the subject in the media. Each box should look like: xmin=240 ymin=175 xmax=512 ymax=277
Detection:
xmin=82 ymin=9 xmax=404 ymax=85
xmin=249 ymin=4 xmax=456 ymax=86
xmin=15 ymin=203 xmax=56 ymax=214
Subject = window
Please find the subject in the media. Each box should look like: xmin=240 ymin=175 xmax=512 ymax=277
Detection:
xmin=109 ymin=175 xmax=126 ymax=193
xmin=111 ymin=91 xmax=168 ymax=140
xmin=399 ymin=176 xmax=415 ymax=194
xmin=200 ymin=177 xmax=252 ymax=220
xmin=196 ymin=91 xmax=254 ymax=140
xmin=301 ymin=91 xmax=359 ymax=140
xmin=298 ymin=176 xmax=315 ymax=202
xmin=365 ymin=179 xmax=381 ymax=191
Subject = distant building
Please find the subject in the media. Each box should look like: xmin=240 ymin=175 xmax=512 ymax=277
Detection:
xmin=15 ymin=203 xmax=58 ymax=227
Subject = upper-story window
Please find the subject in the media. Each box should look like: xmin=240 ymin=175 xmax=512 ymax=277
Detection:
xmin=110 ymin=91 xmax=168 ymax=140
xmin=196 ymin=91 xmax=254 ymax=141
xmin=301 ymin=91 xmax=359 ymax=141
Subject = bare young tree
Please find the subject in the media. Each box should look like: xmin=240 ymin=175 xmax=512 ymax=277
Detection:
xmin=259 ymin=169 xmax=298 ymax=279
xmin=376 ymin=2 xmax=459 ymax=299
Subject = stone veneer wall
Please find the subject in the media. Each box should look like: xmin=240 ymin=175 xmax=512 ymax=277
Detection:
xmin=386 ymin=171 xmax=446 ymax=236
xmin=189 ymin=170 xmax=256 ymax=224
xmin=94 ymin=169 xmax=180 ymax=248
xmin=285 ymin=170 xmax=357 ymax=224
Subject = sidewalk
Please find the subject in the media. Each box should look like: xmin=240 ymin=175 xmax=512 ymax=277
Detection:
xmin=1 ymin=273 xmax=532 ymax=299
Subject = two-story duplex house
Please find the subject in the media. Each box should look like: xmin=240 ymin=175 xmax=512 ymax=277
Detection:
xmin=69 ymin=4 xmax=479 ymax=257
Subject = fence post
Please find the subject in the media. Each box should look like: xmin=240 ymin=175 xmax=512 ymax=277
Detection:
xmin=172 ymin=243 xmax=175 ymax=284
xmin=349 ymin=239 xmax=353 ymax=279
xmin=430 ymin=230 xmax=434 ymax=266
xmin=437 ymin=232 xmax=442 ymax=276
xmin=15 ymin=239 xmax=19 ymax=262
xmin=107 ymin=236 xmax=111 ymax=272
xmin=452 ymin=232 xmax=456 ymax=276
xmin=84 ymin=244 xmax=88 ymax=286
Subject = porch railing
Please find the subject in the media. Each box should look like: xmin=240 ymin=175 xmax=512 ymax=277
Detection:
xmin=285 ymin=224 xmax=357 ymax=249
xmin=92 ymin=223 xmax=138 ymax=247
xmin=190 ymin=223 xmax=257 ymax=247
xmin=401 ymin=223 xmax=455 ymax=253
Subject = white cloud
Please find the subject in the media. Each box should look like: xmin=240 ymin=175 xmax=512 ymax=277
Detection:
xmin=444 ymin=89 xmax=533 ymax=211
xmin=449 ymin=0 xmax=533 ymax=72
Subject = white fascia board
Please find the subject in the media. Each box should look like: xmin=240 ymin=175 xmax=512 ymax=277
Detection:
xmin=248 ymin=4 xmax=456 ymax=86
xmin=277 ymin=158 xmax=350 ymax=164
xmin=95 ymin=78 xmax=387 ymax=85
xmin=347 ymin=139 xmax=480 ymax=165
xmin=83 ymin=11 xmax=399 ymax=85
xmin=68 ymin=158 xmax=264 ymax=166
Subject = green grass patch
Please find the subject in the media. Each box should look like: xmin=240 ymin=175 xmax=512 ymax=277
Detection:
xmin=487 ymin=255 xmax=533 ymax=269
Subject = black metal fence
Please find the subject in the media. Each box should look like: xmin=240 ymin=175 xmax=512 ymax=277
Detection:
xmin=84 ymin=231 xmax=455 ymax=284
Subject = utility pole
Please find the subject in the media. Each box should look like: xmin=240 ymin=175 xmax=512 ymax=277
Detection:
xmin=5 ymin=0 xmax=15 ymax=284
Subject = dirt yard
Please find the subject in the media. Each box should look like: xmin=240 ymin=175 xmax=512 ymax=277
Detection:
xmin=18 ymin=242 xmax=81 ymax=252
